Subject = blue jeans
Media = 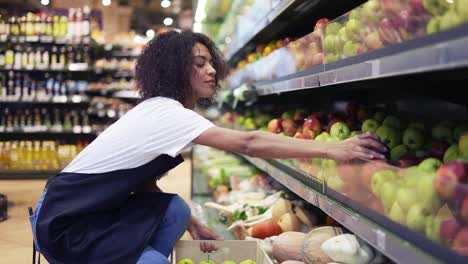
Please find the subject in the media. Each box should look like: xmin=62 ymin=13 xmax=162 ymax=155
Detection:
xmin=31 ymin=193 xmax=191 ymax=263
xmin=29 ymin=188 xmax=48 ymax=252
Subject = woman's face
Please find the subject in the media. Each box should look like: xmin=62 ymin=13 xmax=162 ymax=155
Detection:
xmin=190 ymin=43 xmax=217 ymax=100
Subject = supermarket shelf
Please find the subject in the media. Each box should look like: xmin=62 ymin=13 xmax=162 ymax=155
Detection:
xmin=238 ymin=155 xmax=468 ymax=264
xmin=0 ymin=66 xmax=91 ymax=73
xmin=0 ymin=35 xmax=91 ymax=45
xmin=0 ymin=96 xmax=90 ymax=106
xmin=0 ymin=131 xmax=96 ymax=141
xmin=254 ymin=24 xmax=468 ymax=96
xmin=0 ymin=170 xmax=60 ymax=180
xmin=224 ymin=0 xmax=297 ymax=61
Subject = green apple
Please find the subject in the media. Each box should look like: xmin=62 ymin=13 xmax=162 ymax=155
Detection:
xmin=281 ymin=111 xmax=294 ymax=120
xmin=325 ymin=22 xmax=342 ymax=36
xmin=343 ymin=40 xmax=359 ymax=57
xmin=345 ymin=19 xmax=362 ymax=41
xmin=259 ymin=126 xmax=269 ymax=132
xmin=338 ymin=27 xmax=349 ymax=42
xmin=221 ymin=261 xmax=237 ymax=264
xmin=380 ymin=181 xmax=399 ymax=211
xmin=432 ymin=123 xmax=452 ymax=143
xmin=330 ymin=122 xmax=351 ymax=140
xmin=244 ymin=118 xmax=257 ymax=130
xmin=418 ymin=158 xmax=442 ymax=173
xmin=239 ymin=259 xmax=256 ymax=264
xmin=426 ymin=16 xmax=440 ymax=35
xmin=453 ymin=123 xmax=468 ymax=141
xmin=376 ymin=125 xmax=402 ymax=149
xmin=362 ymin=118 xmax=379 ymax=133
xmin=382 ymin=115 xmax=403 ymax=130
xmin=349 ymin=9 xmax=361 ymax=20
xmin=403 ymin=127 xmax=425 ymax=150
xmin=422 ymin=0 xmax=449 ymax=16
xmin=460 ymin=133 xmax=468 ymax=157
xmin=396 ymin=187 xmax=420 ymax=212
xmin=443 ymin=145 xmax=460 ymax=163
xmin=373 ymin=111 xmax=386 ymax=124
xmin=326 ymin=136 xmax=340 ymax=142
xmin=361 ymin=0 xmax=381 ymax=23
xmin=327 ymin=175 xmax=344 ymax=191
xmin=408 ymin=122 xmax=425 ymax=132
xmin=371 ymin=169 xmax=397 ymax=196
xmin=425 ymin=215 xmax=440 ymax=242
xmin=417 ymin=174 xmax=443 ymax=213
xmin=399 ymin=166 xmax=420 ymax=185
xmin=350 ymin=131 xmax=361 ymax=136
xmin=325 ymin=53 xmax=339 ymax=64
xmin=315 ymin=132 xmax=330 ymax=142
xmin=178 ymin=259 xmax=195 ymax=264
xmin=235 ymin=116 xmax=245 ymax=125
xmin=439 ymin=10 xmax=463 ymax=31
xmin=455 ymin=0 xmax=468 ymax=21
xmin=279 ymin=132 xmax=290 ymax=137
xmin=389 ymin=202 xmax=406 ymax=225
xmin=391 ymin=144 xmax=408 ymax=161
xmin=407 ymin=203 xmax=430 ymax=233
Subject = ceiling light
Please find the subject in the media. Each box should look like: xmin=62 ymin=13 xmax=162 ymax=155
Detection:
xmin=146 ymin=29 xmax=155 ymax=38
xmin=102 ymin=0 xmax=111 ymax=7
xmin=161 ymin=0 xmax=171 ymax=8
xmin=163 ymin=17 xmax=173 ymax=26
xmin=41 ymin=0 xmax=49 ymax=5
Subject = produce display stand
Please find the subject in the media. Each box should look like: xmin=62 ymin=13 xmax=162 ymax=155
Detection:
xmin=192 ymin=0 xmax=468 ymax=263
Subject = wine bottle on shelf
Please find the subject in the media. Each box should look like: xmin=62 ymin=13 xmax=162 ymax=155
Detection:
xmin=51 ymin=45 xmax=58 ymax=69
xmin=59 ymin=15 xmax=68 ymax=38
xmin=52 ymin=108 xmax=63 ymax=132
xmin=26 ymin=46 xmax=35 ymax=70
xmin=75 ymin=8 xmax=83 ymax=39
xmin=42 ymin=46 xmax=50 ymax=69
xmin=5 ymin=45 xmax=14 ymax=68
xmin=14 ymin=45 xmax=22 ymax=69
xmin=14 ymin=72 xmax=21 ymax=99
xmin=45 ymin=73 xmax=54 ymax=97
xmin=67 ymin=8 xmax=75 ymax=40
xmin=9 ymin=17 xmax=19 ymax=36
xmin=33 ymin=108 xmax=41 ymax=132
xmin=35 ymin=46 xmax=42 ymax=69
xmin=82 ymin=6 xmax=91 ymax=38
xmin=41 ymin=108 xmax=51 ymax=131
xmin=0 ymin=72 xmax=5 ymax=99
xmin=19 ymin=16 xmax=27 ymax=36
xmin=35 ymin=14 xmax=43 ymax=37
xmin=0 ymin=46 xmax=5 ymax=67
xmin=52 ymin=15 xmax=60 ymax=39
xmin=53 ymin=73 xmax=61 ymax=96
xmin=22 ymin=73 xmax=31 ymax=100
xmin=26 ymin=13 xmax=35 ymax=36
xmin=24 ymin=109 xmax=33 ymax=132
xmin=45 ymin=15 xmax=53 ymax=38
xmin=7 ymin=71 xmax=14 ymax=98
xmin=5 ymin=109 xmax=13 ymax=132
xmin=59 ymin=46 xmax=66 ymax=69
xmin=21 ymin=45 xmax=28 ymax=69
xmin=72 ymin=111 xmax=82 ymax=133
xmin=0 ymin=15 xmax=7 ymax=39
xmin=0 ymin=112 xmax=5 ymax=132
xmin=63 ymin=112 xmax=72 ymax=132
xmin=36 ymin=77 xmax=47 ymax=101
xmin=81 ymin=110 xmax=91 ymax=133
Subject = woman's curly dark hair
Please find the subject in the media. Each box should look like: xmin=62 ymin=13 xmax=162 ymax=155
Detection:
xmin=135 ymin=30 xmax=226 ymax=106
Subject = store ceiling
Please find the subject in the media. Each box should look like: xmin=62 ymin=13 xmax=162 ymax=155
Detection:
xmin=125 ymin=0 xmax=193 ymax=34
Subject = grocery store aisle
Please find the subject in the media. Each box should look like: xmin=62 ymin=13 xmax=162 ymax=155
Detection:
xmin=0 ymin=157 xmax=192 ymax=263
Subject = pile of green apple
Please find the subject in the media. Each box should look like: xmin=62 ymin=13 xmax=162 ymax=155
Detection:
xmin=425 ymin=0 xmax=468 ymax=35
xmin=177 ymin=259 xmax=256 ymax=264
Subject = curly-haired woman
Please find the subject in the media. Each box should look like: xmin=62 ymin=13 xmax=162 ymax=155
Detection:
xmin=30 ymin=31 xmax=386 ymax=264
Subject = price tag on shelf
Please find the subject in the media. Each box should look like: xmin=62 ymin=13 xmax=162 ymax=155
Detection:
xmin=374 ymin=229 xmax=386 ymax=251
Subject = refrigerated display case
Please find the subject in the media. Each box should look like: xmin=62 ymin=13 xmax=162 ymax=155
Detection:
xmin=196 ymin=0 xmax=468 ymax=263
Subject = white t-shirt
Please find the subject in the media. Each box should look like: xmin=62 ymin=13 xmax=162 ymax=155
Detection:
xmin=63 ymin=97 xmax=214 ymax=174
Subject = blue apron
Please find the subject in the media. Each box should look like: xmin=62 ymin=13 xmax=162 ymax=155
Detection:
xmin=34 ymin=154 xmax=184 ymax=264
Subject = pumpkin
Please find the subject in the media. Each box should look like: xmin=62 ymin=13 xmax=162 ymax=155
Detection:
xmin=302 ymin=226 xmax=344 ymax=264
xmin=272 ymin=232 xmax=306 ymax=263
xmin=251 ymin=219 xmax=283 ymax=239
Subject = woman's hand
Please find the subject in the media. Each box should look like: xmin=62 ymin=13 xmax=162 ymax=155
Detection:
xmin=328 ymin=132 xmax=388 ymax=161
xmin=188 ymin=217 xmax=223 ymax=252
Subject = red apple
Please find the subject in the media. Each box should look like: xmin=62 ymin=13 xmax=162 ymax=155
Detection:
xmin=435 ymin=161 xmax=468 ymax=200
xmin=461 ymin=196 xmax=468 ymax=222
xmin=281 ymin=118 xmax=298 ymax=135
xmin=293 ymin=111 xmax=306 ymax=124
xmin=267 ymin=118 xmax=282 ymax=133
xmin=381 ymin=0 xmax=405 ymax=14
xmin=409 ymin=0 xmax=425 ymax=15
xmin=440 ymin=218 xmax=463 ymax=242
xmin=378 ymin=18 xmax=402 ymax=45
xmin=314 ymin=18 xmax=330 ymax=31
xmin=294 ymin=132 xmax=312 ymax=140
xmin=303 ymin=116 xmax=322 ymax=135
xmin=453 ymin=227 xmax=468 ymax=256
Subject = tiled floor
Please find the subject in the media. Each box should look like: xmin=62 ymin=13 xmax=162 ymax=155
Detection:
xmin=0 ymin=159 xmax=192 ymax=263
